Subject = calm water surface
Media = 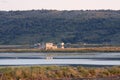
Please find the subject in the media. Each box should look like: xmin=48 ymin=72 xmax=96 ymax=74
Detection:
xmin=0 ymin=52 xmax=120 ymax=66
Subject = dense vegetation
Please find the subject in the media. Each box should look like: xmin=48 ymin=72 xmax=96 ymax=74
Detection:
xmin=0 ymin=10 xmax=120 ymax=44
xmin=0 ymin=66 xmax=120 ymax=80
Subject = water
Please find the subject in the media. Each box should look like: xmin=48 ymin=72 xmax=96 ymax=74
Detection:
xmin=0 ymin=52 xmax=120 ymax=66
xmin=0 ymin=59 xmax=120 ymax=66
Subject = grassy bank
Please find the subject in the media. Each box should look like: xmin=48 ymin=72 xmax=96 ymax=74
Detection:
xmin=0 ymin=66 xmax=120 ymax=80
xmin=0 ymin=47 xmax=120 ymax=53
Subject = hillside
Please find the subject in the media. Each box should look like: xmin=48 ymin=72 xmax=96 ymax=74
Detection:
xmin=0 ymin=10 xmax=120 ymax=44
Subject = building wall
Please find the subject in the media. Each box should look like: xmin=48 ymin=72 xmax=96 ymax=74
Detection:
xmin=45 ymin=43 xmax=57 ymax=50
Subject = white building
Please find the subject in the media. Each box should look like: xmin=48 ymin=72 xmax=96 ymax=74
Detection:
xmin=45 ymin=43 xmax=57 ymax=50
xmin=35 ymin=42 xmax=64 ymax=50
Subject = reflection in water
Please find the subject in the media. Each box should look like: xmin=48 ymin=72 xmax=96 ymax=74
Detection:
xmin=0 ymin=52 xmax=120 ymax=66
xmin=0 ymin=59 xmax=120 ymax=66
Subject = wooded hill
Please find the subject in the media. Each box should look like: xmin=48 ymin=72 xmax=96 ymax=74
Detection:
xmin=0 ymin=10 xmax=120 ymax=44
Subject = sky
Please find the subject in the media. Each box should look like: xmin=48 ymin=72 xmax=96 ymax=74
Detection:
xmin=0 ymin=0 xmax=120 ymax=11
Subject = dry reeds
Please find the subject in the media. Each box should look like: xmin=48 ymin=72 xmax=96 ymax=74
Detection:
xmin=0 ymin=66 xmax=120 ymax=80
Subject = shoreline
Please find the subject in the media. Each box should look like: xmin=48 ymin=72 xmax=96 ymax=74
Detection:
xmin=0 ymin=47 xmax=120 ymax=53
xmin=0 ymin=64 xmax=119 ymax=67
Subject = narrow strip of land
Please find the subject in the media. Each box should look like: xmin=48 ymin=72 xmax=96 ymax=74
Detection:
xmin=0 ymin=47 xmax=120 ymax=52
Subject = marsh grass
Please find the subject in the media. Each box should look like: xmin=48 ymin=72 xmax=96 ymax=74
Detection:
xmin=0 ymin=66 xmax=120 ymax=80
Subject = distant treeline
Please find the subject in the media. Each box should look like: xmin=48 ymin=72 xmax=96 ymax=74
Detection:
xmin=0 ymin=10 xmax=120 ymax=44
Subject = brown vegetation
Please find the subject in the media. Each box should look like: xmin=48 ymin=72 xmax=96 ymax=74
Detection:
xmin=0 ymin=47 xmax=120 ymax=53
xmin=0 ymin=66 xmax=120 ymax=80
